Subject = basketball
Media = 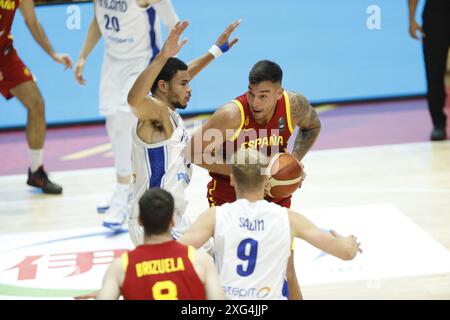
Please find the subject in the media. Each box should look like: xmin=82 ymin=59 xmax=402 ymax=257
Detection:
xmin=266 ymin=153 xmax=304 ymax=198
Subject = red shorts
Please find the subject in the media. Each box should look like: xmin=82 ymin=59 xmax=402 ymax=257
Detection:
xmin=207 ymin=173 xmax=292 ymax=208
xmin=0 ymin=47 xmax=34 ymax=100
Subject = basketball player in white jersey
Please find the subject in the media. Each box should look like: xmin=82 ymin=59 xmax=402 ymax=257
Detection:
xmin=73 ymin=0 xmax=180 ymax=229
xmin=127 ymin=20 xmax=241 ymax=245
xmin=179 ymin=148 xmax=362 ymax=300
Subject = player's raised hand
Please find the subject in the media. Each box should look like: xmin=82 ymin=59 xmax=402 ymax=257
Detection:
xmin=215 ymin=19 xmax=241 ymax=51
xmin=160 ymin=20 xmax=189 ymax=59
xmin=52 ymin=53 xmax=73 ymax=70
xmin=74 ymin=58 xmax=86 ymax=85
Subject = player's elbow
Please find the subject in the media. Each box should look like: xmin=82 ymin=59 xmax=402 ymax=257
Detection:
xmin=127 ymin=92 xmax=139 ymax=108
xmin=305 ymin=120 xmax=321 ymax=134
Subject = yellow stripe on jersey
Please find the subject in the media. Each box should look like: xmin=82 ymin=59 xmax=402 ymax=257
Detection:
xmin=230 ymin=99 xmax=245 ymax=141
xmin=188 ymin=246 xmax=196 ymax=264
xmin=208 ymin=179 xmax=217 ymax=207
xmin=284 ymin=91 xmax=295 ymax=134
xmin=207 ymin=178 xmax=217 ymax=206
xmin=208 ymin=178 xmax=217 ymax=196
xmin=291 ymin=239 xmax=295 ymax=251
xmin=121 ymin=253 xmax=129 ymax=272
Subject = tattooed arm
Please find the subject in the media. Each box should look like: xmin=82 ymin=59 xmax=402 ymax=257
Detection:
xmin=287 ymin=91 xmax=321 ymax=161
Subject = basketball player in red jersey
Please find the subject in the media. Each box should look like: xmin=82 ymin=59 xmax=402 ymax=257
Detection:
xmin=96 ymin=188 xmax=224 ymax=300
xmin=186 ymin=60 xmax=321 ymax=299
xmin=0 ymin=0 xmax=72 ymax=194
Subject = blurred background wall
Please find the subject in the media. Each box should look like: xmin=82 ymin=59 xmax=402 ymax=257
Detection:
xmin=0 ymin=0 xmax=427 ymax=128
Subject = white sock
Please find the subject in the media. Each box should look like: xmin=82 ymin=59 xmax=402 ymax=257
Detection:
xmin=29 ymin=148 xmax=43 ymax=173
xmin=113 ymin=183 xmax=129 ymax=206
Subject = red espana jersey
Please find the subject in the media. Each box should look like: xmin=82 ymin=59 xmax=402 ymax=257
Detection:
xmin=230 ymin=90 xmax=294 ymax=155
xmin=207 ymin=91 xmax=296 ymax=207
xmin=213 ymin=90 xmax=295 ymax=170
xmin=0 ymin=0 xmax=19 ymax=51
xmin=120 ymin=241 xmax=206 ymax=300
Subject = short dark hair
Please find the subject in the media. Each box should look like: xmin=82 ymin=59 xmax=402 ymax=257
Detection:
xmin=138 ymin=188 xmax=174 ymax=236
xmin=151 ymin=57 xmax=188 ymax=94
xmin=249 ymin=60 xmax=283 ymax=85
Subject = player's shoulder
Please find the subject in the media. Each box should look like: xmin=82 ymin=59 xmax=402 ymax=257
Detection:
xmin=109 ymin=255 xmax=126 ymax=279
xmin=201 ymin=206 xmax=218 ymax=225
xmin=217 ymin=101 xmax=241 ymax=117
xmin=132 ymin=95 xmax=170 ymax=121
xmin=264 ymin=201 xmax=289 ymax=216
xmin=285 ymin=90 xmax=310 ymax=106
xmin=285 ymin=90 xmax=315 ymax=124
xmin=286 ymin=208 xmax=306 ymax=229
xmin=208 ymin=102 xmax=242 ymax=128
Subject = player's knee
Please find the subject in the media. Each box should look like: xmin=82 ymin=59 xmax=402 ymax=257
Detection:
xmin=27 ymin=95 xmax=45 ymax=117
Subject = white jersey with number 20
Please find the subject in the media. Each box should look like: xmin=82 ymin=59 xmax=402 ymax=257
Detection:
xmin=95 ymin=0 xmax=162 ymax=60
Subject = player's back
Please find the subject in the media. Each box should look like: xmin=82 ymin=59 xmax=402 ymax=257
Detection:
xmin=121 ymin=240 xmax=206 ymax=300
xmin=95 ymin=0 xmax=161 ymax=59
xmin=214 ymin=199 xmax=291 ymax=300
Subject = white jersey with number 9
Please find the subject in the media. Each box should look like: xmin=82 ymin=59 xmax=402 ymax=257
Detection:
xmin=214 ymin=199 xmax=291 ymax=300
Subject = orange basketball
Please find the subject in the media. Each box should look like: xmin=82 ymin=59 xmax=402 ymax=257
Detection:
xmin=266 ymin=153 xmax=304 ymax=198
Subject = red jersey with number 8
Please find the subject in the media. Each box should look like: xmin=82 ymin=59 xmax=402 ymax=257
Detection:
xmin=121 ymin=241 xmax=206 ymax=300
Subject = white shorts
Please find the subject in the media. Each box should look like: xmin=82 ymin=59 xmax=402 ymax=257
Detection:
xmin=128 ymin=196 xmax=191 ymax=247
xmin=99 ymin=54 xmax=150 ymax=116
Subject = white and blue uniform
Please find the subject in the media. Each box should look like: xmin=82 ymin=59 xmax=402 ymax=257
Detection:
xmin=214 ymin=199 xmax=291 ymax=300
xmin=93 ymin=0 xmax=179 ymax=228
xmin=95 ymin=0 xmax=178 ymax=115
xmin=96 ymin=0 xmax=163 ymax=61
xmin=128 ymin=108 xmax=192 ymax=246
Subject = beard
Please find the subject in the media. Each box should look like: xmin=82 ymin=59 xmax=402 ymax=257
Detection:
xmin=168 ymin=90 xmax=189 ymax=110
xmin=171 ymin=100 xmax=188 ymax=110
xmin=173 ymin=102 xmax=187 ymax=110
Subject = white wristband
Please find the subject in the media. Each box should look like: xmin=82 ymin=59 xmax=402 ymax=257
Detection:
xmin=208 ymin=44 xmax=223 ymax=58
